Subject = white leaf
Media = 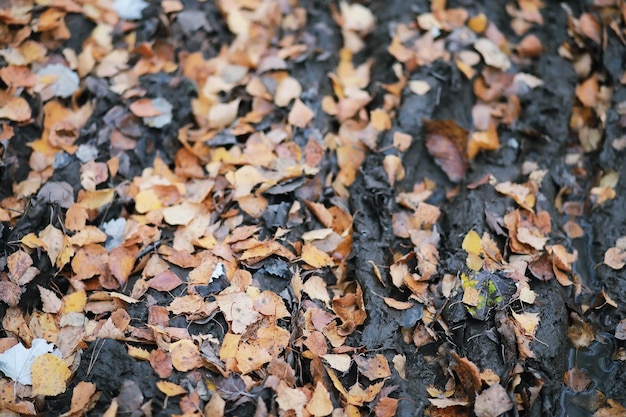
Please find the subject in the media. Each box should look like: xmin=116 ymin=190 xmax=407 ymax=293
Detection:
xmin=113 ymin=0 xmax=148 ymax=20
xmin=36 ymin=64 xmax=80 ymax=98
xmin=210 ymin=263 xmax=225 ymax=282
xmin=0 ymin=339 xmax=59 ymax=385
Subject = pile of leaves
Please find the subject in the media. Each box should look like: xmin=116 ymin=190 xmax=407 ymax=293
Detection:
xmin=0 ymin=0 xmax=625 ymax=416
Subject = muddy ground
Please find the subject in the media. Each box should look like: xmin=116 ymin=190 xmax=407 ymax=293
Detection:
xmin=1 ymin=0 xmax=625 ymax=416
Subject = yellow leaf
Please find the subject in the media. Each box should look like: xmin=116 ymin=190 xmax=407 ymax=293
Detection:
xmin=466 ymin=252 xmax=483 ymax=272
xmin=31 ymin=353 xmax=71 ymax=396
xmin=301 ymin=243 xmax=333 ymax=268
xmin=62 ymin=291 xmax=87 ymax=313
xmin=21 ymin=232 xmax=44 ymax=248
xmin=306 ymin=381 xmax=334 ymax=416
xmin=127 ymin=345 xmax=151 ymax=361
xmin=56 ymin=234 xmax=74 ymax=269
xmin=134 ymin=189 xmax=162 ymax=214
xmin=156 ymin=381 xmax=187 ymax=397
xmin=462 ymin=230 xmax=481 ymax=255
xmin=512 ymin=311 xmax=540 ymax=337
xmin=77 ymin=188 xmax=115 ymax=210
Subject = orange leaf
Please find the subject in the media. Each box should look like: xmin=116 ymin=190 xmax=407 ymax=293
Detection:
xmin=301 ymin=243 xmax=333 ymax=268
xmin=374 ymin=397 xmax=399 ymax=417
xmin=66 ymin=381 xmax=100 ymax=416
xmin=72 ymin=244 xmax=108 ymax=280
xmin=156 ymin=381 xmax=187 ymax=397
xmin=108 ymin=245 xmax=138 ymax=287
xmin=129 ymin=98 xmax=162 ymax=117
xmin=169 ymin=340 xmax=203 ymax=372
xmin=516 ymin=34 xmax=543 ymax=58
xmin=576 ymin=74 xmax=598 ymax=108
xmin=0 ymin=66 xmax=36 ymax=88
xmin=147 ymin=270 xmax=183 ymax=292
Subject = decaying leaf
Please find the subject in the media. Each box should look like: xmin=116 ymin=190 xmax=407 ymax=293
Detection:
xmin=423 ymin=119 xmax=469 ymax=182
xmin=474 ymin=383 xmax=513 ymax=417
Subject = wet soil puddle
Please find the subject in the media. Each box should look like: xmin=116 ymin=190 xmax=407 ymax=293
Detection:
xmin=560 ymin=335 xmax=618 ymax=417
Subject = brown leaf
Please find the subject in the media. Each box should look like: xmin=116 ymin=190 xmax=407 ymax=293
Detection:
xmin=564 ymin=367 xmax=591 ymax=393
xmin=579 ymin=13 xmax=601 ymax=44
xmin=0 ymin=281 xmax=21 ymax=307
xmin=148 ymin=348 xmax=172 ymax=379
xmin=423 ymin=119 xmax=468 ymax=182
xmin=450 ymin=351 xmax=482 ymax=398
xmin=516 ymin=34 xmax=543 ymax=58
xmin=72 ymin=244 xmax=108 ymax=280
xmin=594 ymin=399 xmax=626 ymax=417
xmin=374 ymin=397 xmax=399 ymax=417
xmin=567 ymin=312 xmax=594 ymax=349
xmin=353 ymin=354 xmax=391 ymax=380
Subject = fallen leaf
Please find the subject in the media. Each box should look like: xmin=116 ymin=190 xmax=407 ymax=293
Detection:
xmin=276 ymin=380 xmax=308 ymax=416
xmin=108 ymin=245 xmax=138 ymax=287
xmin=353 ymin=354 xmax=391 ymax=380
xmin=604 ymin=237 xmax=626 ymax=269
xmin=170 ymin=340 xmax=203 ymax=372
xmin=474 ymin=383 xmax=513 ymax=417
xmin=157 ymin=381 xmax=187 ymax=397
xmin=409 ymin=80 xmax=431 ymax=95
xmin=215 ymin=292 xmax=261 ymax=334
xmin=301 ymin=243 xmax=333 ymax=268
xmin=274 ymin=77 xmax=302 ymax=107
xmin=306 ymin=381 xmax=334 ymax=416
xmin=474 ymin=38 xmax=511 ymax=71
xmin=423 ymin=119 xmax=468 ymax=182
xmin=0 ymin=338 xmax=58 ymax=385
xmin=31 ymin=353 xmax=71 ymax=396
xmin=147 ymin=270 xmax=183 ymax=291
xmin=564 ymin=366 xmax=591 ymax=393
xmin=61 ymin=381 xmax=100 ymax=417
xmin=0 ymin=96 xmax=32 ymax=122
xmin=288 ymin=99 xmax=314 ymax=128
